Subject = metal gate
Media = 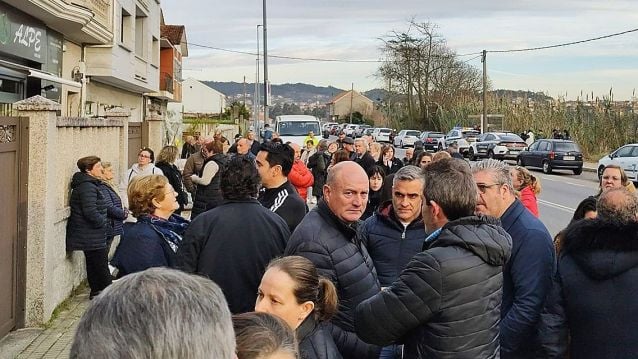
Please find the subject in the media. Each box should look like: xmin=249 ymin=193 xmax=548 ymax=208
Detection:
xmin=0 ymin=116 xmax=27 ymax=338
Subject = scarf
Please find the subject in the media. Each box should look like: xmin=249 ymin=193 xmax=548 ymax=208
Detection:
xmin=138 ymin=214 xmax=190 ymax=253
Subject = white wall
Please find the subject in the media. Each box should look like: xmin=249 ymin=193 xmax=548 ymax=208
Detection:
xmin=178 ymin=78 xmax=227 ymax=114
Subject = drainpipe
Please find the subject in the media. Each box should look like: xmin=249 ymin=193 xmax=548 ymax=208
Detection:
xmin=79 ymin=45 xmax=88 ymax=117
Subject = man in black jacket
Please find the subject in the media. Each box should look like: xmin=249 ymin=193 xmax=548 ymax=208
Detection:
xmin=355 ymin=158 xmax=512 ymax=359
xmin=256 ymin=142 xmax=307 ymax=233
xmin=176 ymin=156 xmax=290 ymax=314
xmin=353 ymin=138 xmax=376 ymax=174
xmin=285 ymin=161 xmax=381 ymax=359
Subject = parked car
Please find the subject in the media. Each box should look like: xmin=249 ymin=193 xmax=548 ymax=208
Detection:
xmin=517 ymin=139 xmax=583 ymax=175
xmin=419 ymin=131 xmax=445 ymax=152
xmin=354 ymin=124 xmax=371 ymax=137
xmin=363 ymin=127 xmax=375 ymax=137
xmin=468 ymin=132 xmax=527 ymax=160
xmin=597 ymin=143 xmax=638 ymax=183
xmin=371 ymin=128 xmax=392 ymax=143
xmin=438 ymin=128 xmax=480 ymax=156
xmin=393 ymin=130 xmax=421 ymax=148
xmin=343 ymin=124 xmax=358 ymax=137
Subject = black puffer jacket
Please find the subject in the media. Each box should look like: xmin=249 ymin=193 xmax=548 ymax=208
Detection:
xmin=361 ymin=201 xmax=426 ymax=287
xmin=355 ymin=216 xmax=512 ymax=359
xmin=538 ymin=219 xmax=638 ymax=359
xmin=66 ymin=172 xmax=108 ymax=251
xmin=191 ymin=153 xmax=227 ymax=218
xmin=285 ymin=200 xmax=381 ymax=359
xmin=297 ymin=316 xmax=343 ymax=359
xmin=155 ymin=161 xmax=189 ymax=209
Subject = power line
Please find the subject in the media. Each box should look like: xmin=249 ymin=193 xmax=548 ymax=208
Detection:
xmin=488 ymin=27 xmax=638 ymax=53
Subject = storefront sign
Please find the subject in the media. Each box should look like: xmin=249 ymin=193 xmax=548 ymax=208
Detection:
xmin=0 ymin=2 xmax=47 ymax=63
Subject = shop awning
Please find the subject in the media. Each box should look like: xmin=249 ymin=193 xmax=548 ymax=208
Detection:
xmin=0 ymin=59 xmax=82 ymax=89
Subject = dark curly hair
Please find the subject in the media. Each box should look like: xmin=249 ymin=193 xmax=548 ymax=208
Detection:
xmin=221 ymin=155 xmax=261 ymax=200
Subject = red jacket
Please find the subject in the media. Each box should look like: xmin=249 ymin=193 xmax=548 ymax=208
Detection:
xmin=288 ymin=160 xmax=314 ymax=200
xmin=519 ymin=186 xmax=539 ymax=217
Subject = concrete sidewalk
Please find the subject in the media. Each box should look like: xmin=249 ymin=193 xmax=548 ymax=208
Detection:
xmin=0 ymin=289 xmax=89 ymax=359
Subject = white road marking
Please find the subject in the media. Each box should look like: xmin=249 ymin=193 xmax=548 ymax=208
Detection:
xmin=538 ymin=199 xmax=576 ymax=213
xmin=537 ymin=175 xmax=592 ymax=188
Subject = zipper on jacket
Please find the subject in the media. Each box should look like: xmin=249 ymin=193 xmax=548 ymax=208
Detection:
xmin=401 ymin=227 xmax=406 ymax=239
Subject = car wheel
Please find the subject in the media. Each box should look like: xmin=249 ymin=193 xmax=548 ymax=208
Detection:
xmin=573 ymin=168 xmax=583 ymax=175
xmin=517 ymin=157 xmax=524 ymax=167
xmin=597 ymin=165 xmax=605 ymax=180
xmin=468 ymin=148 xmax=476 ymax=161
xmin=488 ymin=150 xmax=495 ymax=159
xmin=542 ymin=160 xmax=552 ymax=174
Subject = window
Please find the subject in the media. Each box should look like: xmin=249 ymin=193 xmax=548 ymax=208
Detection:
xmin=151 ymin=36 xmax=159 ymax=66
xmin=616 ymin=146 xmax=634 ymax=157
xmin=538 ymin=142 xmax=550 ymax=151
xmin=554 ymin=142 xmax=580 ymax=152
xmin=135 ymin=6 xmax=147 ymax=57
xmin=120 ymin=8 xmax=132 ymax=45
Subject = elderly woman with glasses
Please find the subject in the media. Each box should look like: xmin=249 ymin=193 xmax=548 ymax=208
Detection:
xmin=119 ymin=147 xmax=164 ymax=208
xmin=111 ymin=175 xmax=189 ymax=278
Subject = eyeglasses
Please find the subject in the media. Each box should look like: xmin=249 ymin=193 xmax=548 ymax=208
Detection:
xmin=138 ymin=154 xmax=151 ymax=159
xmin=476 ymin=183 xmax=501 ymax=194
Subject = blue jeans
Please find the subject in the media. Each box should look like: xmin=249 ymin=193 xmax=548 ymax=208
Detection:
xmin=379 ymin=344 xmax=402 ymax=359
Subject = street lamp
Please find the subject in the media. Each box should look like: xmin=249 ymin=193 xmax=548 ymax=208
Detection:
xmin=263 ymin=0 xmax=269 ymax=126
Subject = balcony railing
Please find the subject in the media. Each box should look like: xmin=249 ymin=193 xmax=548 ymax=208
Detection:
xmin=160 ymin=72 xmax=174 ymax=93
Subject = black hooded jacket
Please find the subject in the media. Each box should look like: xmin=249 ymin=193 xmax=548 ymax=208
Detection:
xmin=538 ymin=219 xmax=638 ymax=359
xmin=258 ymin=180 xmax=307 ymax=233
xmin=285 ymin=200 xmax=381 ymax=359
xmin=355 ymin=216 xmax=512 ymax=359
xmin=66 ymin=172 xmax=108 ymax=251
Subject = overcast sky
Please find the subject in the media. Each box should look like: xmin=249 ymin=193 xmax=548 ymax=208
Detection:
xmin=162 ymin=0 xmax=638 ymax=100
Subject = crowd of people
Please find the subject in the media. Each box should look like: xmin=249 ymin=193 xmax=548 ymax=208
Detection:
xmin=65 ymin=128 xmax=638 ymax=359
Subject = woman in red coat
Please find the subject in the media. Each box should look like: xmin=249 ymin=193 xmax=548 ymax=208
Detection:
xmin=511 ymin=165 xmax=541 ymax=217
xmin=289 ymin=143 xmax=314 ymax=201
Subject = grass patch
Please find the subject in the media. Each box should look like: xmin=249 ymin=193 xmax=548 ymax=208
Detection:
xmin=42 ymin=281 xmax=88 ymax=329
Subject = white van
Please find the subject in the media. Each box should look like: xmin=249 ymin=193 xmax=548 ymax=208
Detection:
xmin=275 ymin=115 xmax=322 ymax=147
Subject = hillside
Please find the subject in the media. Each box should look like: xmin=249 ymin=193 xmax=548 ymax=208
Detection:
xmin=203 ymin=81 xmax=345 ymax=102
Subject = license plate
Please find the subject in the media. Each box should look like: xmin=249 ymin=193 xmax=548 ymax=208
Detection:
xmin=563 ymin=156 xmax=575 ymax=161
xmin=509 ymin=151 xmax=519 ymax=155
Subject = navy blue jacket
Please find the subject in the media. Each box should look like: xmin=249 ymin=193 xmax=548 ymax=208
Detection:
xmin=97 ymin=182 xmax=127 ymax=237
xmin=361 ymin=201 xmax=426 ymax=287
xmin=112 ymin=221 xmax=177 ymax=276
xmin=499 ymin=199 xmax=556 ymax=358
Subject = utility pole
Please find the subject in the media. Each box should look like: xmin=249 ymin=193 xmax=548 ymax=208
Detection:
xmin=349 ymin=83 xmax=354 ymax=124
xmin=481 ymin=50 xmax=487 ymax=134
xmin=262 ymin=0 xmax=269 ymax=126
xmin=254 ymin=25 xmax=261 ymax=134
xmin=243 ymin=76 xmax=247 ymax=107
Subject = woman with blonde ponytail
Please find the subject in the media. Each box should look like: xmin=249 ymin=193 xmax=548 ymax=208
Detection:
xmin=511 ymin=165 xmax=541 ymax=217
xmin=256 ymin=256 xmax=342 ymax=359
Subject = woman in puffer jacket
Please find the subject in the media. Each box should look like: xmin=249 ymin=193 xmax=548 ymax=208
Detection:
xmin=66 ymin=156 xmax=111 ymax=299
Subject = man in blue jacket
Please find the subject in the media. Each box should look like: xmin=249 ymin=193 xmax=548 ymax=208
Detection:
xmin=472 ymin=159 xmax=556 ymax=358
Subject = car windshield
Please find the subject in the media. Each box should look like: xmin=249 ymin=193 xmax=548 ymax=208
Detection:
xmin=555 ymin=142 xmax=580 ymax=152
xmin=379 ymin=129 xmax=391 ymax=133
xmin=427 ymin=133 xmax=444 ymax=138
xmin=277 ymin=121 xmax=321 ymax=136
xmin=463 ymin=131 xmax=480 ymax=138
xmin=500 ymin=135 xmax=524 ymax=142
xmin=406 ymin=131 xmax=420 ymax=136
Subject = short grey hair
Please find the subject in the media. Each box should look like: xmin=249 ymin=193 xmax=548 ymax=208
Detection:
xmin=471 ymin=159 xmax=513 ymax=190
xmin=354 ymin=138 xmax=368 ymax=149
xmin=70 ymin=268 xmax=236 ymax=359
xmin=423 ymin=158 xmax=477 ymax=220
xmin=597 ymin=188 xmax=638 ymax=223
xmin=393 ymin=165 xmax=425 ymax=186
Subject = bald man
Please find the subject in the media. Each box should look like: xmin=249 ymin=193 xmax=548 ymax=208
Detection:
xmin=285 ymin=162 xmax=381 ymax=359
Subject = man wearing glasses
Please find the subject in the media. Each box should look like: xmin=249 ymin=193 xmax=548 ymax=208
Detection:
xmin=471 ymin=159 xmax=555 ymax=358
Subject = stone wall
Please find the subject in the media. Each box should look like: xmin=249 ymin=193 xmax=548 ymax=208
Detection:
xmin=15 ymin=96 xmax=129 ymax=326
